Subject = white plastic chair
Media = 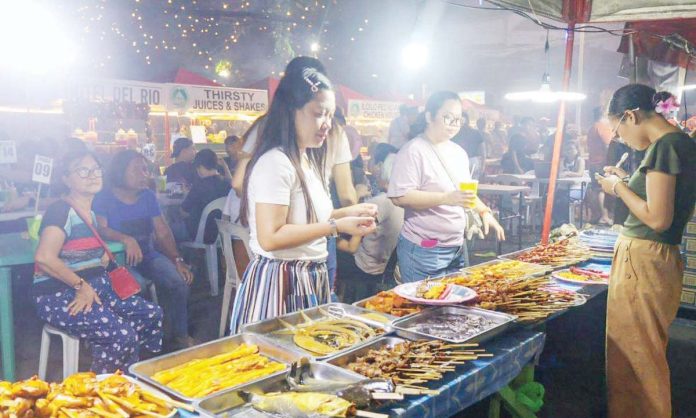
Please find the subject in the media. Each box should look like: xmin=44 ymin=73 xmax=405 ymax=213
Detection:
xmin=180 ymin=197 xmax=226 ymax=296
xmin=216 ymin=218 xmax=252 ymax=337
xmin=38 ymin=325 xmax=79 ymax=380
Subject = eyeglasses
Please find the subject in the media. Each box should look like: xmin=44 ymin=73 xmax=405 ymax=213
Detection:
xmin=71 ymin=167 xmax=103 ymax=179
xmin=611 ymin=107 xmax=640 ymax=144
xmin=443 ymin=114 xmax=463 ymax=127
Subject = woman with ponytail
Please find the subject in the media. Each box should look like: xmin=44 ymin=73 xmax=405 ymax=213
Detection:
xmin=229 ymin=64 xmax=377 ymax=332
xmin=597 ymin=84 xmax=696 ymax=417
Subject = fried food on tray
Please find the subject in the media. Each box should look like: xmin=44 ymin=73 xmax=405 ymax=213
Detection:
xmin=364 ymin=291 xmax=422 ymax=317
xmin=415 ymin=281 xmax=447 ymax=300
xmin=463 ymin=260 xmax=548 ymax=280
xmin=243 ymin=391 xmax=357 ymax=417
xmin=151 ymin=344 xmax=286 ymax=398
xmin=1 ymin=371 xmax=175 ymax=418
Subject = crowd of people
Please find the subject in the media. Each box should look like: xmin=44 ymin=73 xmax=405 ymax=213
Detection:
xmin=3 ymin=56 xmax=696 ymax=418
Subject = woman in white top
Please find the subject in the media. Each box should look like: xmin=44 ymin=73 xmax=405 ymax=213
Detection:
xmin=388 ymin=91 xmax=505 ymax=282
xmin=229 ymin=64 xmax=377 ymax=332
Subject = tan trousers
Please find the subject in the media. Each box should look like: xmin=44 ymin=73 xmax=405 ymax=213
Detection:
xmin=607 ymin=235 xmax=683 ymax=418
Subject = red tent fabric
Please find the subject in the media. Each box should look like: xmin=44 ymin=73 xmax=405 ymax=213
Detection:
xmin=173 ymin=68 xmax=220 ymax=86
xmin=618 ymin=19 xmax=696 ymax=69
xmin=247 ymin=77 xmax=281 ymax=101
xmin=335 ymin=85 xmax=373 ymax=110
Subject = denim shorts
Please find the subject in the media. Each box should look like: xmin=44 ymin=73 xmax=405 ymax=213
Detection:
xmin=396 ymin=235 xmax=468 ymax=283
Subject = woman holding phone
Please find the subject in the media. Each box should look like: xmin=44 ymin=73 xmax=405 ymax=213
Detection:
xmin=597 ymin=84 xmax=696 ymax=418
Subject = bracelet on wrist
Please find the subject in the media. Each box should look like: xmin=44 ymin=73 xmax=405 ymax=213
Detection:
xmin=611 ymin=179 xmax=623 ymax=196
xmin=73 ymin=278 xmax=85 ymax=290
xmin=328 ymin=218 xmax=339 ymax=238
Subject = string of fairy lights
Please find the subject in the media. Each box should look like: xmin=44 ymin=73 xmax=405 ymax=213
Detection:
xmin=70 ymin=0 xmax=371 ymax=84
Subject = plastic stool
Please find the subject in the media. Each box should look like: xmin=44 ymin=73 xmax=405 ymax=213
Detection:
xmin=38 ymin=324 xmax=80 ymax=380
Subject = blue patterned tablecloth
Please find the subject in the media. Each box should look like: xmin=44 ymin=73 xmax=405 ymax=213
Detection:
xmin=373 ymin=329 xmax=546 ymax=418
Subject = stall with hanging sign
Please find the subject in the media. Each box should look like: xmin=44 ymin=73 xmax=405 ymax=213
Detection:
xmin=346 ymin=99 xmax=403 ymax=138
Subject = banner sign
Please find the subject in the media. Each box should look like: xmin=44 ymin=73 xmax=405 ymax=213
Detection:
xmin=69 ymin=79 xmax=165 ymax=109
xmin=347 ymin=100 xmax=402 ymax=120
xmin=167 ymin=84 xmax=268 ymax=114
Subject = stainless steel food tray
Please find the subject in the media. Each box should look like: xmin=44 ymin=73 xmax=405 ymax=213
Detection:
xmin=129 ymin=333 xmax=304 ymax=403
xmin=391 ymin=305 xmax=517 ymax=344
xmin=499 ymin=247 xmax=589 ymax=270
xmin=241 ymin=303 xmax=392 ymax=361
xmin=326 ymin=336 xmax=409 ymax=379
xmin=195 ymin=361 xmax=363 ymax=417
xmin=462 ymin=259 xmax=552 ymax=278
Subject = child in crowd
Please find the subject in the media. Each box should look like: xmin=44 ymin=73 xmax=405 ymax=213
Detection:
xmin=336 ymin=144 xmax=404 ymax=303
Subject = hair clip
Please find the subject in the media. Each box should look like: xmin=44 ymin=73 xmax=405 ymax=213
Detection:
xmin=302 ymin=67 xmax=330 ymax=93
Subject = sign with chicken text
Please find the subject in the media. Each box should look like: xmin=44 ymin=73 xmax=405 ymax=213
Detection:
xmin=347 ymin=100 xmax=402 ymax=120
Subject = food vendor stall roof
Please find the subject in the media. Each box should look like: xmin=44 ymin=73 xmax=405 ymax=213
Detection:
xmin=486 ymin=0 xmax=696 ymax=23
xmin=617 ymin=18 xmax=696 ymax=69
xmin=247 ymin=76 xmax=281 ymax=102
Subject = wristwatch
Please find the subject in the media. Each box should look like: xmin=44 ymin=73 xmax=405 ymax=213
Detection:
xmin=73 ymin=278 xmax=85 ymax=290
xmin=328 ymin=218 xmax=339 ymax=238
xmin=174 ymin=256 xmax=185 ymax=265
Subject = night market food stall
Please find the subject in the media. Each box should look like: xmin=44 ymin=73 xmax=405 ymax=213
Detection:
xmin=0 ymin=226 xmax=614 ymax=418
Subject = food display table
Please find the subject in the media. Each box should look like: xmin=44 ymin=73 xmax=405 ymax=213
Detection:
xmin=0 ymin=232 xmax=125 ymax=380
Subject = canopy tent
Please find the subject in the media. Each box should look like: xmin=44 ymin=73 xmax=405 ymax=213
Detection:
xmin=486 ymin=0 xmax=696 ymax=23
xmin=618 ymin=18 xmax=696 ymax=69
xmin=482 ymin=0 xmax=696 ymax=242
xmin=247 ymin=77 xmax=281 ymax=101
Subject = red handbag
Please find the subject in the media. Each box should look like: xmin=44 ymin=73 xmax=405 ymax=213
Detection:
xmin=69 ymin=202 xmax=141 ymax=300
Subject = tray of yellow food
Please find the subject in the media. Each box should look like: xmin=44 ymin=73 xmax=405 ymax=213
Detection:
xmin=129 ymin=334 xmax=302 ymax=403
xmin=462 ymin=259 xmax=551 ymax=280
xmin=0 ymin=371 xmax=180 ymax=418
xmin=552 ymin=267 xmax=609 ymax=285
xmin=242 ymin=303 xmax=391 ymax=361
xmin=354 ymin=291 xmax=424 ymax=318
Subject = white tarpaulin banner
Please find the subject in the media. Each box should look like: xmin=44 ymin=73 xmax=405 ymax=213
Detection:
xmin=68 ymin=79 xmax=165 ymax=110
xmin=167 ymin=84 xmax=268 ymax=114
xmin=347 ymin=99 xmax=402 ymax=120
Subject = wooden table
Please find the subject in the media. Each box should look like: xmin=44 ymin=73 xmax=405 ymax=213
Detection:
xmin=0 ymin=232 xmax=125 ymax=380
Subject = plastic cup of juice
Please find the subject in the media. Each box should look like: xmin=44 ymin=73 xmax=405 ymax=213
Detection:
xmin=459 ymin=180 xmax=479 ymax=208
xmin=158 ymin=176 xmax=167 ymax=193
xmin=26 ymin=215 xmax=43 ymax=241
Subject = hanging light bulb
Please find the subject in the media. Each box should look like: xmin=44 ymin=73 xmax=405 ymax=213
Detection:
xmin=505 ymin=31 xmax=585 ymax=103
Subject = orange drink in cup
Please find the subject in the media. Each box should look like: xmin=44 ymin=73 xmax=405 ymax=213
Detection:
xmin=459 ymin=180 xmax=479 ymax=208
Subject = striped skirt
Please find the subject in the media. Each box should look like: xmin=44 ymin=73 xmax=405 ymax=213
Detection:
xmin=229 ymin=256 xmax=330 ymax=334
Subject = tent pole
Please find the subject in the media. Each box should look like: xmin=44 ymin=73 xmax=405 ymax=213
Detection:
xmin=575 ymin=30 xmax=585 ymax=127
xmin=629 ymin=33 xmax=637 ymax=83
xmin=541 ymin=23 xmax=576 ymax=244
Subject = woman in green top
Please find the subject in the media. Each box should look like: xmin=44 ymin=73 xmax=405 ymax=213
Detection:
xmin=597 ymin=84 xmax=696 ymax=418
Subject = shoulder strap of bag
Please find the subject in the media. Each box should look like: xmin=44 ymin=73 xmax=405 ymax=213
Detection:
xmin=65 ymin=200 xmax=117 ymax=264
xmin=423 ymin=137 xmax=460 ymax=190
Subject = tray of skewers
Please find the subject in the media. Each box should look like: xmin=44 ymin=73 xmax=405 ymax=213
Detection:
xmin=390 ymin=306 xmax=517 ymax=344
xmin=328 ymin=337 xmax=492 ymax=390
xmin=552 ymin=266 xmax=610 ymax=285
xmin=354 ymin=291 xmax=424 ymax=317
xmin=129 ymin=333 xmax=302 ymax=403
xmin=0 ymin=371 xmax=182 ymax=418
xmin=499 ymin=238 xmax=590 ymax=269
xmin=442 ymin=274 xmax=586 ymax=322
xmin=242 ymin=303 xmax=393 ymax=361
xmin=195 ymin=358 xmax=396 ymax=418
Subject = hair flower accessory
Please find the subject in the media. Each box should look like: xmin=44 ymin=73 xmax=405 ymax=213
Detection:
xmin=655 ymin=95 xmax=680 ymax=116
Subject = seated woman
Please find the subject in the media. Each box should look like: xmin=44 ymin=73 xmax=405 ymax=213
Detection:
xmin=93 ymin=150 xmax=195 ymax=349
xmin=33 ymin=149 xmax=162 ymax=373
xmin=181 ymin=149 xmax=231 ymax=243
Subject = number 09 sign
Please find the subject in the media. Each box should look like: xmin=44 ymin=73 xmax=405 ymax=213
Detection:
xmin=32 ymin=155 xmax=54 ymax=185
